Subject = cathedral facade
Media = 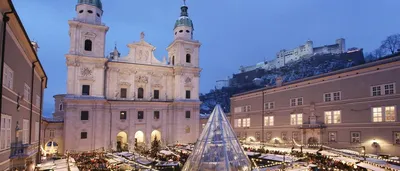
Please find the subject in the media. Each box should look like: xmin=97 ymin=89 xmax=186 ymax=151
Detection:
xmin=53 ymin=0 xmax=201 ymax=153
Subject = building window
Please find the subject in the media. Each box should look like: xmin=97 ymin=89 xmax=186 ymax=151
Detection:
xmin=324 ymin=92 xmax=341 ymax=102
xmin=138 ymin=111 xmax=144 ymax=120
xmin=186 ymin=54 xmax=191 ymax=63
xmin=290 ymin=97 xmax=303 ymax=107
xmin=242 ymin=105 xmax=251 ymax=112
xmin=84 ymin=39 xmax=92 ymax=51
xmin=0 ymin=115 xmax=11 ymax=150
xmin=372 ymin=106 xmax=396 ymax=122
xmin=81 ymin=132 xmax=88 ymax=139
xmin=290 ymin=114 xmax=303 ymax=125
xmin=234 ymin=107 xmax=242 ymax=113
xmin=324 ymin=111 xmax=341 ymax=124
xmin=234 ymin=119 xmax=242 ymax=128
xmin=120 ymin=88 xmax=127 ymax=98
xmin=153 ymin=90 xmax=159 ymax=99
xmin=264 ymin=102 xmax=275 ymax=110
xmin=81 ymin=111 xmax=89 ymax=120
xmin=36 ymin=95 xmax=41 ymax=107
xmin=50 ymin=129 xmax=55 ymax=138
xmin=24 ymin=83 xmax=31 ymax=101
xmin=185 ymin=90 xmax=191 ymax=99
xmin=82 ymin=85 xmax=90 ymax=95
xmin=154 ymin=111 xmax=160 ymax=120
xmin=394 ymin=132 xmax=400 ymax=145
xmin=3 ymin=64 xmax=13 ymax=89
xmin=329 ymin=132 xmax=337 ymax=142
xmin=281 ymin=132 xmax=287 ymax=141
xmin=185 ymin=111 xmax=191 ymax=119
xmin=255 ymin=132 xmax=261 ymax=141
xmin=138 ymin=88 xmax=144 ymax=99
xmin=371 ymin=83 xmax=396 ymax=96
xmin=23 ymin=119 xmax=29 ymax=144
xmin=59 ymin=103 xmax=63 ymax=111
xmin=172 ymin=56 xmax=175 ymax=65
xmin=266 ymin=132 xmax=272 ymax=141
xmin=264 ymin=116 xmax=274 ymax=126
xmin=242 ymin=118 xmax=250 ymax=127
xmin=35 ymin=122 xmax=39 ymax=142
xmin=350 ymin=131 xmax=361 ymax=143
xmin=292 ymin=131 xmax=300 ymax=141
xmin=120 ymin=111 xmax=127 ymax=120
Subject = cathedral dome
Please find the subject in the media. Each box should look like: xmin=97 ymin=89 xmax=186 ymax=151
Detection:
xmin=174 ymin=6 xmax=194 ymax=30
xmin=78 ymin=0 xmax=102 ymax=10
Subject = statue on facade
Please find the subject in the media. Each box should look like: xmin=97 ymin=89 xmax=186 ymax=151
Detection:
xmin=140 ymin=32 xmax=145 ymax=41
xmin=132 ymin=92 xmax=136 ymax=100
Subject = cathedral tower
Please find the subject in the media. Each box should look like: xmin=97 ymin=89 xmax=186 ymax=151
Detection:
xmin=66 ymin=0 xmax=109 ymax=96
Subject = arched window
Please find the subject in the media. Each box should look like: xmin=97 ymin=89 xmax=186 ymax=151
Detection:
xmin=186 ymin=54 xmax=191 ymax=63
xmin=59 ymin=103 xmax=63 ymax=111
xmin=84 ymin=39 xmax=92 ymax=51
xmin=138 ymin=88 xmax=144 ymax=99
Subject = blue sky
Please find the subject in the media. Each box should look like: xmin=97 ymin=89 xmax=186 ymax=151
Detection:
xmin=13 ymin=0 xmax=400 ymax=116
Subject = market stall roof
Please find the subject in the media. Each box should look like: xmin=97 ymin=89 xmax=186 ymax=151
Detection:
xmin=356 ymin=163 xmax=385 ymax=171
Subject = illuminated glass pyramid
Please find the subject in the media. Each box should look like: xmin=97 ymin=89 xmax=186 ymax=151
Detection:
xmin=182 ymin=105 xmax=252 ymax=171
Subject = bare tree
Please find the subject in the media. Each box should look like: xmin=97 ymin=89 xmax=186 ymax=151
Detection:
xmin=372 ymin=48 xmax=385 ymax=58
xmin=380 ymin=34 xmax=400 ymax=54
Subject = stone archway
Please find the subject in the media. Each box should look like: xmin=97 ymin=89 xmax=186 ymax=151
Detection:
xmin=44 ymin=141 xmax=59 ymax=155
xmin=134 ymin=131 xmax=145 ymax=144
xmin=117 ymin=131 xmax=128 ymax=152
xmin=151 ymin=130 xmax=162 ymax=143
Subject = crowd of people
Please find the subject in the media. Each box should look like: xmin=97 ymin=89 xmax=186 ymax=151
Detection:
xmin=70 ymin=152 xmax=113 ymax=170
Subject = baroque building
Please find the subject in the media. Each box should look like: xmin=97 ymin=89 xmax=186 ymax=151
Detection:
xmin=50 ymin=0 xmax=201 ymax=153
xmin=231 ymin=54 xmax=400 ymax=156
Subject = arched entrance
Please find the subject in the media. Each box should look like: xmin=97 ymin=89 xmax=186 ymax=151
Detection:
xmin=44 ymin=141 xmax=59 ymax=155
xmin=308 ymin=137 xmax=319 ymax=147
xmin=135 ymin=131 xmax=145 ymax=144
xmin=117 ymin=131 xmax=128 ymax=152
xmin=151 ymin=130 xmax=162 ymax=143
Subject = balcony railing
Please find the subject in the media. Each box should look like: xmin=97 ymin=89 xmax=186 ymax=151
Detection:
xmin=10 ymin=142 xmax=38 ymax=159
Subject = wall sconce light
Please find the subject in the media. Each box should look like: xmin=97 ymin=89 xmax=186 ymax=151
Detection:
xmin=372 ymin=139 xmax=379 ymax=148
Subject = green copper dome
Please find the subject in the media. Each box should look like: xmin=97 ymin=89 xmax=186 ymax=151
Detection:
xmin=174 ymin=6 xmax=194 ymax=30
xmin=78 ymin=0 xmax=103 ymax=10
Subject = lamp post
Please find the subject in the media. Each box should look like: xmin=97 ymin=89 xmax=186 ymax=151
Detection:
xmin=361 ymin=146 xmax=366 ymax=161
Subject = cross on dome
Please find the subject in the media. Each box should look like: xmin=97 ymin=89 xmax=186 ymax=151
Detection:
xmin=183 ymin=0 xmax=187 ymax=6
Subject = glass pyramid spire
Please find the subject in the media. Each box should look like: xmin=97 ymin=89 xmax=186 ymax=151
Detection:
xmin=182 ymin=105 xmax=252 ymax=171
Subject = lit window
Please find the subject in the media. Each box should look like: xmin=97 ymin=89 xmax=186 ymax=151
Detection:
xmin=325 ymin=111 xmax=341 ymax=124
xmin=351 ymin=132 xmax=361 ymax=143
xmin=234 ymin=119 xmax=242 ymax=128
xmin=290 ymin=114 xmax=303 ymax=125
xmin=24 ymin=83 xmax=31 ymax=101
xmin=3 ymin=64 xmax=13 ymax=89
xmin=372 ymin=106 xmax=396 ymax=122
xmin=264 ymin=116 xmax=274 ymax=126
xmin=242 ymin=118 xmax=250 ymax=127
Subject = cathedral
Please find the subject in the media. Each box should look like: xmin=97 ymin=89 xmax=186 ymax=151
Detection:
xmin=47 ymin=0 xmax=201 ymax=153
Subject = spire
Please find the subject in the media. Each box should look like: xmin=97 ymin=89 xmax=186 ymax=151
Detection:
xmin=180 ymin=3 xmax=189 ymax=17
xmin=77 ymin=0 xmax=103 ymax=10
xmin=182 ymin=105 xmax=252 ymax=171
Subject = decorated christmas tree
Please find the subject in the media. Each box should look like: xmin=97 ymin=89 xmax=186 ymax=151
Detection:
xmin=150 ymin=135 xmax=160 ymax=157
